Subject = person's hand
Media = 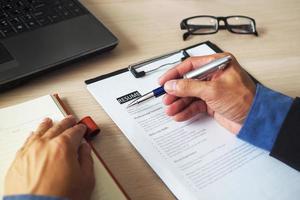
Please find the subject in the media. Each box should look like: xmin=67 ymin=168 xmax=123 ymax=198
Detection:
xmin=4 ymin=116 xmax=95 ymax=200
xmin=159 ymin=53 xmax=256 ymax=134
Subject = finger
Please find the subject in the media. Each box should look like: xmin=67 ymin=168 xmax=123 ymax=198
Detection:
xmin=43 ymin=115 xmax=76 ymax=139
xmin=78 ymin=142 xmax=94 ymax=171
xmin=21 ymin=132 xmax=38 ymax=149
xmin=22 ymin=118 xmax=53 ymax=149
xmin=78 ymin=142 xmax=95 ymax=188
xmin=173 ymin=100 xmax=207 ymax=122
xmin=164 ymin=79 xmax=212 ymax=100
xmin=80 ymin=143 xmax=95 ymax=190
xmin=19 ymin=132 xmax=35 ymax=153
xmin=35 ymin=118 xmax=53 ymax=137
xmin=165 ymin=97 xmax=195 ymax=116
xmin=60 ymin=124 xmax=87 ymax=150
xmin=159 ymin=53 xmax=231 ymax=85
xmin=162 ymin=94 xmax=178 ymax=105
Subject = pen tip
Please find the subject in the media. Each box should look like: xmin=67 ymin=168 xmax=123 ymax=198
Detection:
xmin=127 ymin=100 xmax=136 ymax=108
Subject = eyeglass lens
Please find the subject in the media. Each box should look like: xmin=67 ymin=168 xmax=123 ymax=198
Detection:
xmin=186 ymin=17 xmax=218 ymax=34
xmin=226 ymin=17 xmax=255 ymax=33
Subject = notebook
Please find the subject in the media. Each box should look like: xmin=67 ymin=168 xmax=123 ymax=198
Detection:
xmin=0 ymin=95 xmax=129 ymax=200
xmin=85 ymin=41 xmax=300 ymax=200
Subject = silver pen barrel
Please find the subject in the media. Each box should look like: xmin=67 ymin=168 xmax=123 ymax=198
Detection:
xmin=183 ymin=55 xmax=232 ymax=79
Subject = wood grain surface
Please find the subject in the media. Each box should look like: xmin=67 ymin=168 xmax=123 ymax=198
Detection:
xmin=1 ymin=0 xmax=300 ymax=199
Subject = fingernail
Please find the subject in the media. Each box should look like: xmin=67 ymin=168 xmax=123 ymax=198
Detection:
xmin=164 ymin=80 xmax=177 ymax=93
xmin=42 ymin=117 xmax=51 ymax=123
xmin=66 ymin=115 xmax=74 ymax=119
xmin=65 ymin=115 xmax=76 ymax=124
xmin=78 ymin=123 xmax=87 ymax=130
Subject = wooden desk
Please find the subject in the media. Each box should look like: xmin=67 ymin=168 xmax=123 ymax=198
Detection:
xmin=1 ymin=0 xmax=300 ymax=199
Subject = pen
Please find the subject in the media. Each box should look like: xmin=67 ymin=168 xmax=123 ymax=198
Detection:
xmin=127 ymin=55 xmax=232 ymax=108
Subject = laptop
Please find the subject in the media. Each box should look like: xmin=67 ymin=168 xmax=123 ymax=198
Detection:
xmin=0 ymin=0 xmax=118 ymax=91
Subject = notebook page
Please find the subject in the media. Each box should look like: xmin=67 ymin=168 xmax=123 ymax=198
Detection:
xmin=0 ymin=95 xmax=127 ymax=200
xmin=0 ymin=95 xmax=65 ymax=197
xmin=87 ymin=43 xmax=300 ymax=200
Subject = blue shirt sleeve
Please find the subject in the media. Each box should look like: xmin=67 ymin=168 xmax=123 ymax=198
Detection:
xmin=3 ymin=195 xmax=66 ymax=200
xmin=238 ymin=84 xmax=293 ymax=151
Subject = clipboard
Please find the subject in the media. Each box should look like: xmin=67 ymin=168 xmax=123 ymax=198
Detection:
xmin=85 ymin=40 xmax=259 ymax=85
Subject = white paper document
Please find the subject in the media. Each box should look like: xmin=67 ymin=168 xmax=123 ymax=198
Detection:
xmin=87 ymin=43 xmax=300 ymax=200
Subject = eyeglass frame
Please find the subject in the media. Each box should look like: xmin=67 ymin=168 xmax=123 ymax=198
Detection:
xmin=180 ymin=15 xmax=258 ymax=40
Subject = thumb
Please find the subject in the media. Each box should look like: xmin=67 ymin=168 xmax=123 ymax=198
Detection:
xmin=78 ymin=142 xmax=95 ymax=187
xmin=164 ymin=79 xmax=210 ymax=100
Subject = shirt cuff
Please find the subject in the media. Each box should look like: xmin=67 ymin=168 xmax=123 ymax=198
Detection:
xmin=3 ymin=195 xmax=66 ymax=200
xmin=238 ymin=84 xmax=293 ymax=151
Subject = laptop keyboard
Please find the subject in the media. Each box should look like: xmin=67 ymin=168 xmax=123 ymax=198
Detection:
xmin=0 ymin=0 xmax=87 ymax=39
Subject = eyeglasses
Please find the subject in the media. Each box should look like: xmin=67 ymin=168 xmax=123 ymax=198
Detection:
xmin=180 ymin=15 xmax=258 ymax=40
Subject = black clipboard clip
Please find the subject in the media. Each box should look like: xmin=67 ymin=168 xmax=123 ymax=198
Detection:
xmin=129 ymin=49 xmax=190 ymax=78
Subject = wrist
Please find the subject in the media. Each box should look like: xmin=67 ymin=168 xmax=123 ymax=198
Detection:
xmin=240 ymin=82 xmax=256 ymax=123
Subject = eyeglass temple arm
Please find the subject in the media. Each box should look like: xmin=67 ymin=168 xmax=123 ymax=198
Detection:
xmin=183 ymin=32 xmax=190 ymax=40
xmin=186 ymin=24 xmax=257 ymax=35
xmin=187 ymin=24 xmax=254 ymax=29
xmin=183 ymin=24 xmax=216 ymax=29
xmin=183 ymin=26 xmax=257 ymax=40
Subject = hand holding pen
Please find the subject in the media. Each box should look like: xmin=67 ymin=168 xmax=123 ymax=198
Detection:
xmin=158 ymin=53 xmax=256 ymax=134
xmin=129 ymin=53 xmax=256 ymax=135
xmin=128 ymin=54 xmax=231 ymax=108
